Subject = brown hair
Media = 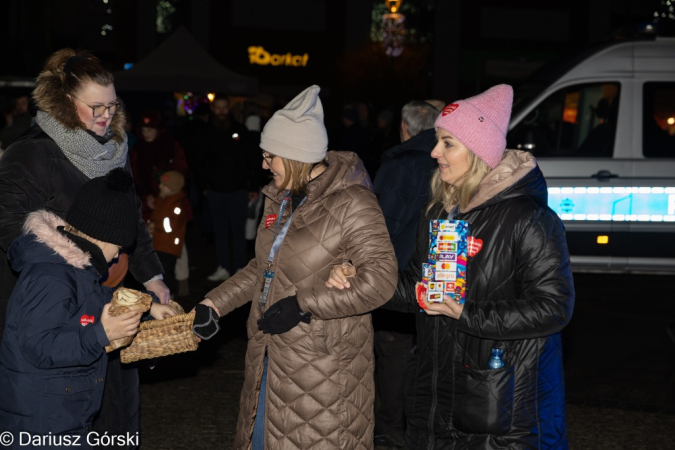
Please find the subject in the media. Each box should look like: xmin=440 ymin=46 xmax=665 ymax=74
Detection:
xmin=426 ymin=150 xmax=491 ymax=214
xmin=32 ymin=48 xmax=126 ymax=141
xmin=277 ymin=157 xmax=326 ymax=195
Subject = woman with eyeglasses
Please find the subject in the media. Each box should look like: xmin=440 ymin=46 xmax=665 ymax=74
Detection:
xmin=192 ymin=85 xmax=398 ymax=449
xmin=0 ymin=48 xmax=170 ymax=447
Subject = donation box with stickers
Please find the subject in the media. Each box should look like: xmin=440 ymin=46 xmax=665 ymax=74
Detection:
xmin=417 ymin=219 xmax=469 ymax=305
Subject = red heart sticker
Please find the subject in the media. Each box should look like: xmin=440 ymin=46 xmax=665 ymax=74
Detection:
xmin=442 ymin=103 xmax=459 ymax=116
xmin=415 ymin=282 xmax=428 ymax=310
xmin=80 ymin=315 xmax=95 ymax=327
xmin=467 ymin=236 xmax=483 ymax=257
xmin=265 ymin=214 xmax=277 ymax=229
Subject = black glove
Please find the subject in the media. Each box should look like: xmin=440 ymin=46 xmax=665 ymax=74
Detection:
xmin=192 ymin=304 xmax=220 ymax=340
xmin=257 ymin=295 xmax=311 ymax=335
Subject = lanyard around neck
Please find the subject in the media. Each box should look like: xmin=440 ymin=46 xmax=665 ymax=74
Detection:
xmin=267 ymin=191 xmax=306 ymax=265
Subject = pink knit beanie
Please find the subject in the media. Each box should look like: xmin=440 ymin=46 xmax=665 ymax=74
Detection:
xmin=434 ymin=84 xmax=513 ymax=169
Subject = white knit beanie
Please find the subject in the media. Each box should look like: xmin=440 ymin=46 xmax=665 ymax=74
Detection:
xmin=260 ymin=85 xmax=328 ymax=163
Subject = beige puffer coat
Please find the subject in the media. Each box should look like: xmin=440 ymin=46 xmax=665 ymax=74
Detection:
xmin=207 ymin=151 xmax=398 ymax=450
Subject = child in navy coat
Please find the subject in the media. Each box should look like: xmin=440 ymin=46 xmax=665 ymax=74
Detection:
xmin=0 ymin=168 xmax=174 ymax=448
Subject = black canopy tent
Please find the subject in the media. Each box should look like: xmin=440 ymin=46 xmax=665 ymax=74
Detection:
xmin=113 ymin=26 xmax=258 ymax=96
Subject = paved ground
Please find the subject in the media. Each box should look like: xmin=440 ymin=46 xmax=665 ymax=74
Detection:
xmin=135 ymin=225 xmax=675 ymax=449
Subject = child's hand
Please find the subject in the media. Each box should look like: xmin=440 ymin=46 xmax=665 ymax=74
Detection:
xmin=146 ymin=195 xmax=156 ymax=210
xmin=101 ymin=303 xmax=142 ymax=342
xmin=146 ymin=221 xmax=155 ymax=237
xmin=150 ymin=303 xmax=177 ymax=320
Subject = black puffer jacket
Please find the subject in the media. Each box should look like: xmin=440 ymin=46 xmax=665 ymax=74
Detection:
xmin=0 ymin=125 xmax=163 ymax=342
xmin=387 ymin=151 xmax=574 ymax=449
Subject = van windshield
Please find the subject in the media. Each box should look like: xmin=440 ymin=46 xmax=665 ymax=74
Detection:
xmin=512 ymin=40 xmax=623 ymax=118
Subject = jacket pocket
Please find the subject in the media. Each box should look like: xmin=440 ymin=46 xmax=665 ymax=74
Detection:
xmin=452 ymin=363 xmax=514 ymax=436
xmin=310 ymin=320 xmax=330 ymax=356
xmin=39 ymin=376 xmax=96 ymax=433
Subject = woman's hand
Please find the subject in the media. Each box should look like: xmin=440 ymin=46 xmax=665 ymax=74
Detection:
xmin=149 ymin=303 xmax=177 ymax=320
xmin=324 ymin=263 xmax=356 ymax=290
xmin=101 ymin=304 xmax=142 ymax=341
xmin=192 ymin=300 xmax=221 ymax=341
xmin=422 ymin=294 xmax=465 ymax=319
xmin=145 ymin=279 xmax=171 ymax=304
xmin=198 ymin=298 xmax=220 ymax=316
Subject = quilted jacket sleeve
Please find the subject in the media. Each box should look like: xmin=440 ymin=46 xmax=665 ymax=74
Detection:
xmin=383 ymin=209 xmax=428 ymax=313
xmin=458 ymin=206 xmax=575 ymax=340
xmin=18 ymin=276 xmax=108 ymax=369
xmin=206 ymin=257 xmax=259 ymax=317
xmin=296 ymin=187 xmax=398 ymax=320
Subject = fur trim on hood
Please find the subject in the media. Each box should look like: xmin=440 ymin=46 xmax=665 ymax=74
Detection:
xmin=22 ymin=210 xmax=92 ymax=269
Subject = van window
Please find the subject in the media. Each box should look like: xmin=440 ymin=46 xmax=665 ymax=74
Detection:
xmin=508 ymin=83 xmax=619 ymax=157
xmin=643 ymin=82 xmax=675 ymax=158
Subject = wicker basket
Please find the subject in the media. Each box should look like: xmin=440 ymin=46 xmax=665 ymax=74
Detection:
xmin=120 ymin=309 xmax=199 ymax=363
xmin=105 ymin=288 xmax=153 ymax=353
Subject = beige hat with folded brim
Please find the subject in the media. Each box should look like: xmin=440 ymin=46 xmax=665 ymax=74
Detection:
xmin=260 ymin=85 xmax=328 ymax=163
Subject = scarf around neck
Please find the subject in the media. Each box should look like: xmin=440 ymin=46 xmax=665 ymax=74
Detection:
xmin=36 ymin=110 xmax=128 ymax=179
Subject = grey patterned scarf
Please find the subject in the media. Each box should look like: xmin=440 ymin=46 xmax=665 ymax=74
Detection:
xmin=36 ymin=110 xmax=128 ymax=179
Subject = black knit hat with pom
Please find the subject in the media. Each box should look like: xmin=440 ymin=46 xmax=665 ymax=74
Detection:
xmin=66 ymin=168 xmax=138 ymax=247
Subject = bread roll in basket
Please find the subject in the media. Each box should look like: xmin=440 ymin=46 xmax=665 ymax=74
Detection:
xmin=104 ymin=287 xmax=153 ymax=353
xmin=120 ymin=302 xmax=199 ymax=364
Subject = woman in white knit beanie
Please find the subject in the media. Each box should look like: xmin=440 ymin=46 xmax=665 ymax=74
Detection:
xmin=196 ymin=85 xmax=398 ymax=449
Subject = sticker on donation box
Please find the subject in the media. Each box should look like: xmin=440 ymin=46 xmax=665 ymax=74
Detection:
xmin=421 ymin=219 xmax=469 ymax=304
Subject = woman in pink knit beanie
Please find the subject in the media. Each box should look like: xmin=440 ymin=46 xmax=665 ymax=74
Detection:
xmin=328 ymin=85 xmax=575 ymax=449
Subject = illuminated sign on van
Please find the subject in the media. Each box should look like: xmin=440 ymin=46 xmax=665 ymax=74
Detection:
xmin=248 ymin=46 xmax=309 ymax=67
xmin=548 ymin=187 xmax=675 ymax=222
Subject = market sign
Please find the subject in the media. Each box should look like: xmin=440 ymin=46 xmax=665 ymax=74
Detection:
xmin=248 ymin=46 xmax=309 ymax=67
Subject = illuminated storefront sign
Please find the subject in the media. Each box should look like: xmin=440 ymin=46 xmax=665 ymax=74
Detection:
xmin=248 ymin=46 xmax=309 ymax=67
xmin=548 ymin=187 xmax=675 ymax=222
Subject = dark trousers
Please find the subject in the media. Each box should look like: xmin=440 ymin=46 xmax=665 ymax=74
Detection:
xmin=92 ymin=353 xmax=140 ymax=449
xmin=374 ymin=330 xmax=414 ymax=445
xmin=156 ymin=251 xmax=177 ymax=295
xmin=206 ymin=189 xmax=248 ymax=273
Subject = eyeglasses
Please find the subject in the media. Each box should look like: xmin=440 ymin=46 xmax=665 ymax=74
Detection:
xmin=74 ymin=97 xmax=122 ymax=118
xmin=262 ymin=151 xmax=275 ymax=166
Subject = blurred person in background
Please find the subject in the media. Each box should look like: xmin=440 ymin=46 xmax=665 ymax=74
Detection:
xmin=196 ymin=94 xmax=259 ymax=282
xmin=371 ymin=99 xmax=440 ymax=449
xmin=130 ymin=109 xmax=189 ymax=221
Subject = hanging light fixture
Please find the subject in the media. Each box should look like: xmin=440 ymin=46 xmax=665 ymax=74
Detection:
xmin=382 ymin=0 xmax=406 ymax=57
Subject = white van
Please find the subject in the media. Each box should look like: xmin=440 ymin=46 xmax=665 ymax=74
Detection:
xmin=507 ymin=37 xmax=675 ymax=274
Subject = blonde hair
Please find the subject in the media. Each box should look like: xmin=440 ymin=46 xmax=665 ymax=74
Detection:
xmin=426 ymin=150 xmax=492 ymax=214
xmin=278 ymin=157 xmax=327 ymax=195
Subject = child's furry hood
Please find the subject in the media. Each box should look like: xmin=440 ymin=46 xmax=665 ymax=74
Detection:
xmin=9 ymin=210 xmax=92 ymax=272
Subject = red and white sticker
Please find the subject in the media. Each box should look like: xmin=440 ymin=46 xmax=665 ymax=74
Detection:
xmin=80 ymin=315 xmax=95 ymax=327
xmin=468 ymin=236 xmax=483 ymax=257
xmin=442 ymin=103 xmax=459 ymax=116
xmin=265 ymin=214 xmax=277 ymax=229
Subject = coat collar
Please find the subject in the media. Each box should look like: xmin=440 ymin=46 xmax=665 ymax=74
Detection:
xmin=262 ymin=151 xmax=372 ymax=206
xmin=463 ymin=150 xmax=540 ymax=213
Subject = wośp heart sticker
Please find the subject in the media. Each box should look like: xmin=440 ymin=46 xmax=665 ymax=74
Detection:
xmin=467 ymin=236 xmax=483 ymax=257
xmin=442 ymin=103 xmax=459 ymax=116
xmin=265 ymin=214 xmax=277 ymax=229
xmin=80 ymin=314 xmax=95 ymax=326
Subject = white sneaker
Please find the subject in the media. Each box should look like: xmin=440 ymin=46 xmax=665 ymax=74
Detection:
xmin=207 ymin=266 xmax=231 ymax=281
